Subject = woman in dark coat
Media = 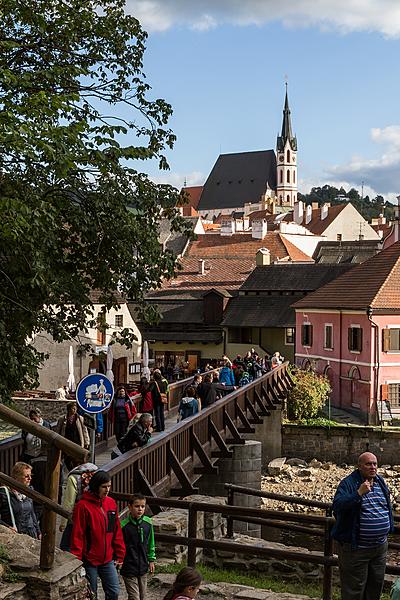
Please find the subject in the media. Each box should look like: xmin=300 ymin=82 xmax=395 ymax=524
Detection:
xmin=111 ymin=386 xmax=135 ymax=442
xmin=150 ymin=370 xmax=168 ymax=432
xmin=0 ymin=462 xmax=40 ymax=539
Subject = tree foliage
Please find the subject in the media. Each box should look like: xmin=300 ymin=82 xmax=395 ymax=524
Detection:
xmin=287 ymin=367 xmax=331 ymax=420
xmin=298 ymin=185 xmax=394 ymax=222
xmin=0 ymin=0 xmax=188 ymax=398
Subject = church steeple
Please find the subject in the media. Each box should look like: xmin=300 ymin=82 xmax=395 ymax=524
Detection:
xmin=277 ymin=85 xmax=297 ymax=152
xmin=276 ymin=85 xmax=298 ymax=208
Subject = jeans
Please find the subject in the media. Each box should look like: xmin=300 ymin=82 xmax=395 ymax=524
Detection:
xmin=84 ymin=560 xmax=120 ymax=599
xmin=154 ymin=403 xmax=165 ymax=431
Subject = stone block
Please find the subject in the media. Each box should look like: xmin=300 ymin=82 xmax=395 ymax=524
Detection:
xmin=267 ymin=457 xmax=286 ymax=475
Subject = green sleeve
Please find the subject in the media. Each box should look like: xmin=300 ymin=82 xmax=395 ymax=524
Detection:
xmin=148 ymin=523 xmax=156 ymax=561
xmin=60 ymin=476 xmax=78 ymax=527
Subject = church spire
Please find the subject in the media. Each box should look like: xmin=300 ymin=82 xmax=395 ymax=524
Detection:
xmin=277 ymin=84 xmax=297 ymax=152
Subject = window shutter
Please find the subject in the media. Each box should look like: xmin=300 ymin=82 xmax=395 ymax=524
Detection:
xmin=358 ymin=328 xmax=363 ymax=352
xmin=348 ymin=328 xmax=352 ymax=351
xmin=310 ymin=325 xmax=313 ymax=346
xmin=381 ymin=384 xmax=388 ymax=401
xmin=382 ymin=329 xmax=390 ymax=352
xmin=301 ymin=325 xmax=305 ymax=346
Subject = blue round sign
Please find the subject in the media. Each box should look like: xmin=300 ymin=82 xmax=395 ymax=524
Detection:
xmin=76 ymin=374 xmax=114 ymax=414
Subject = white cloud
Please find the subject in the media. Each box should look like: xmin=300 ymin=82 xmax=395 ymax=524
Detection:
xmin=150 ymin=170 xmax=204 ymax=188
xmin=325 ymin=126 xmax=400 ymax=197
xmin=127 ymin=0 xmax=400 ymax=36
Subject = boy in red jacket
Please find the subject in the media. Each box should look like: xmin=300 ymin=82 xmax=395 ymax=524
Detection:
xmin=70 ymin=470 xmax=125 ymax=599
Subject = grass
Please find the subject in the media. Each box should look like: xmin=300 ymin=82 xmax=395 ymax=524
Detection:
xmin=0 ymin=543 xmax=21 ymax=583
xmin=155 ymin=563 xmax=391 ymax=600
xmin=283 ymin=417 xmax=340 ymax=427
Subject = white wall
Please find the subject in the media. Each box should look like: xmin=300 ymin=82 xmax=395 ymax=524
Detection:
xmin=324 ymin=204 xmax=381 ymax=241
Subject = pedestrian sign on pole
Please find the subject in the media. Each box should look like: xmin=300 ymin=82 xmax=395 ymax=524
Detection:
xmin=76 ymin=373 xmax=114 ymax=414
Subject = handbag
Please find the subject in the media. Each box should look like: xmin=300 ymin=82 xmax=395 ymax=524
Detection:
xmin=155 ymin=382 xmax=168 ymax=404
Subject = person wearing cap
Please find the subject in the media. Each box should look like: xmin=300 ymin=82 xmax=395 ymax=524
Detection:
xmin=70 ymin=470 xmax=125 ymax=600
xmin=59 ymin=462 xmax=98 ymax=551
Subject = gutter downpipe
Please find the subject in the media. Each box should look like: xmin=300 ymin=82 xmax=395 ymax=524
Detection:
xmin=367 ymin=306 xmax=380 ymax=430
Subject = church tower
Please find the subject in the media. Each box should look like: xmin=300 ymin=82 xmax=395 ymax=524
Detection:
xmin=276 ymin=86 xmax=297 ymax=207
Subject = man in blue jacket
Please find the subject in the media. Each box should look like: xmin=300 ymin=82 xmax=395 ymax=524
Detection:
xmin=331 ymin=452 xmax=393 ymax=600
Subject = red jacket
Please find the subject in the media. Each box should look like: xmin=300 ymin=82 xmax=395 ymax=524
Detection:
xmin=70 ymin=491 xmax=125 ymax=566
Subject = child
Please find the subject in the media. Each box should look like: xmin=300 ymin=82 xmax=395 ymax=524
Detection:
xmin=120 ymin=493 xmax=156 ymax=600
xmin=177 ymin=386 xmax=200 ymax=421
xmin=163 ymin=567 xmax=202 ymax=600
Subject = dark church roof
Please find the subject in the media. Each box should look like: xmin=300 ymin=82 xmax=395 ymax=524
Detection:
xmin=198 ymin=150 xmax=277 ymax=211
xmin=276 ymin=88 xmax=297 ymax=152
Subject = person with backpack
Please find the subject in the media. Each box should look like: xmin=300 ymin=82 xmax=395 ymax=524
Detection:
xmin=218 ymin=359 xmax=235 ymax=387
xmin=59 ymin=462 xmax=98 ymax=551
xmin=70 ymin=470 xmax=125 ymax=600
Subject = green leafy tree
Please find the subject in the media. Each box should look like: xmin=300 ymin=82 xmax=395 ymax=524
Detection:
xmin=0 ymin=0 xmax=188 ymax=399
xmin=287 ymin=367 xmax=331 ymax=420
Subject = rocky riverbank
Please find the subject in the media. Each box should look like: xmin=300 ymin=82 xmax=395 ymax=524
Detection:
xmin=262 ymin=457 xmax=400 ymax=513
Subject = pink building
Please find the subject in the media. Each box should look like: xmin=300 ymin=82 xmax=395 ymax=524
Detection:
xmin=293 ymin=241 xmax=400 ymax=424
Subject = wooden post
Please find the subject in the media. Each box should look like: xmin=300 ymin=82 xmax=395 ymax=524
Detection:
xmin=40 ymin=445 xmax=62 ymax=570
xmin=322 ymin=508 xmax=333 ymax=600
xmin=226 ymin=485 xmax=234 ymax=538
xmin=187 ymin=505 xmax=198 ymax=568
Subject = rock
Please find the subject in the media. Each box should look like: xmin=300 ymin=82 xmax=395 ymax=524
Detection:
xmin=392 ymin=465 xmax=400 ymax=473
xmin=267 ymin=457 xmax=287 ymax=475
xmin=321 ymin=462 xmax=331 ymax=470
xmin=296 ymin=469 xmax=312 ymax=477
xmin=381 ymin=464 xmax=392 ymax=469
xmin=384 ymin=469 xmax=397 ymax=478
xmin=285 ymin=458 xmax=307 ymax=467
xmin=309 ymin=459 xmax=322 ymax=469
xmin=234 ymin=590 xmax=271 ymax=600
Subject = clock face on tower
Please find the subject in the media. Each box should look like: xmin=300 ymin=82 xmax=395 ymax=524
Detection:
xmin=292 ymin=156 xmax=296 ymax=163
xmin=279 ymin=155 xmax=284 ymax=162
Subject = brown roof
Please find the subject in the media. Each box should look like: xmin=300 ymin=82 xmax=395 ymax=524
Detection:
xmin=180 ymin=186 xmax=203 ymax=216
xmin=293 ymin=241 xmax=400 ymax=311
xmin=160 ymin=257 xmax=255 ymax=292
xmin=187 ymin=232 xmax=313 ymax=262
xmin=248 ymin=209 xmax=272 ymax=222
xmin=285 ymin=204 xmax=347 ymax=235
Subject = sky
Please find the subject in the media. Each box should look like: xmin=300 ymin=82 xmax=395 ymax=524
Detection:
xmin=124 ymin=1 xmax=400 ymax=202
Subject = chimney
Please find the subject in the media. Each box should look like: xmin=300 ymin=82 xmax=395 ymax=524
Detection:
xmin=221 ymin=216 xmax=235 ymax=236
xmin=312 ymin=202 xmax=319 ymax=210
xmin=321 ymin=203 xmax=329 ymax=220
xmin=256 ymin=248 xmax=271 ymax=266
xmin=198 ymin=259 xmax=205 ymax=275
xmin=252 ymin=218 xmax=268 ymax=240
xmin=305 ymin=204 xmax=313 ymax=225
xmin=294 ymin=200 xmax=304 ymax=224
xmin=378 ymin=213 xmax=386 ymax=225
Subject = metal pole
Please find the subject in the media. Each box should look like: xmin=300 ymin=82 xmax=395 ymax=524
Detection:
xmin=90 ymin=427 xmax=96 ymax=464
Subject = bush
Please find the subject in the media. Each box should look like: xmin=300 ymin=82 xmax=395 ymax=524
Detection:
xmin=287 ymin=367 xmax=331 ymax=420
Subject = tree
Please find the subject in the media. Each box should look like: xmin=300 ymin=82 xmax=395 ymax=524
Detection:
xmin=0 ymin=0 xmax=188 ymax=399
xmin=287 ymin=367 xmax=331 ymax=420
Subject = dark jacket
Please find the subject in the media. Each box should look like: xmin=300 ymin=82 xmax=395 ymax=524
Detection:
xmin=120 ymin=514 xmax=156 ymax=577
xmin=178 ymin=397 xmax=199 ymax=420
xmin=70 ymin=490 xmax=125 ymax=566
xmin=150 ymin=378 xmax=168 ymax=406
xmin=196 ymin=382 xmax=217 ymax=408
xmin=0 ymin=487 xmax=40 ymax=538
xmin=331 ymin=469 xmax=394 ymax=548
xmin=118 ymin=421 xmax=151 ymax=454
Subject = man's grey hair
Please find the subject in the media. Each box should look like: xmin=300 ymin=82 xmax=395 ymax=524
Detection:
xmin=140 ymin=413 xmax=153 ymax=423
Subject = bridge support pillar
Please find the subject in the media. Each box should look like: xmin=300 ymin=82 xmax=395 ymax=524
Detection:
xmin=199 ymin=440 xmax=261 ymax=538
xmin=248 ymin=407 xmax=282 ymax=464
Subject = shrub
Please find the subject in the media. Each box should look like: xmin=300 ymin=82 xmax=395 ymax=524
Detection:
xmin=287 ymin=366 xmax=331 ymax=420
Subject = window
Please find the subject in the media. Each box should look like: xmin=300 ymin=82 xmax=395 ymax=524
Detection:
xmin=382 ymin=328 xmax=400 ymax=352
xmin=337 ymin=234 xmax=342 ymax=241
xmin=324 ymin=325 xmax=333 ymax=350
xmin=285 ymin=327 xmax=295 ymax=344
xmin=287 ymin=194 xmax=290 ymax=203
xmin=302 ymin=323 xmax=313 ymax=347
xmin=229 ymin=327 xmax=253 ymax=344
xmin=287 ymin=149 xmax=290 ymax=162
xmin=115 ymin=314 xmax=124 ymax=328
xmin=388 ymin=383 xmax=400 ymax=407
xmin=348 ymin=326 xmax=362 ymax=352
xmin=280 ymin=170 xmax=283 ymax=183
xmin=96 ymin=310 xmax=106 ymax=345
xmin=287 ymin=170 xmax=290 ymax=183
xmin=293 ymin=171 xmax=296 ymax=183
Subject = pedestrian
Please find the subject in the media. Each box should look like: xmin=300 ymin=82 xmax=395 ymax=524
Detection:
xmin=271 ymin=351 xmax=283 ymax=368
xmin=55 ymin=385 xmax=69 ymax=400
xmin=196 ymin=373 xmax=217 ymax=409
xmin=116 ymin=413 xmax=153 ymax=455
xmin=21 ymin=408 xmax=52 ymax=497
xmin=150 ymin=370 xmax=169 ymax=432
xmin=59 ymin=462 xmax=98 ymax=551
xmin=57 ymin=402 xmax=90 ymax=471
xmin=264 ymin=354 xmax=272 ymax=371
xmin=110 ymin=386 xmax=136 ymax=442
xmin=70 ymin=470 xmax=125 ymax=600
xmin=183 ymin=374 xmax=202 ymax=397
xmin=138 ymin=377 xmax=153 ymax=415
xmin=218 ymin=359 xmax=235 ymax=387
xmin=163 ymin=567 xmax=202 ymax=600
xmin=331 ymin=451 xmax=393 ymax=600
xmin=0 ymin=462 xmax=41 ymax=539
xmin=120 ymin=493 xmax=156 ymax=600
xmin=178 ymin=386 xmax=200 ymax=421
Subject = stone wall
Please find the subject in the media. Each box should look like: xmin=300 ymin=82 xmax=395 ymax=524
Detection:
xmin=13 ymin=398 xmax=70 ymax=423
xmin=282 ymin=424 xmax=400 ymax=465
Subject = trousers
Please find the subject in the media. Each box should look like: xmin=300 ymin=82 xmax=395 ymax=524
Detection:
xmin=337 ymin=540 xmax=388 ymax=600
xmin=123 ymin=574 xmax=147 ymax=600
xmin=84 ymin=560 xmax=120 ymax=600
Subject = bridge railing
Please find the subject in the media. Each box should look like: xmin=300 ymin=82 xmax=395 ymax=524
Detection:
xmin=102 ymin=363 xmax=290 ymax=498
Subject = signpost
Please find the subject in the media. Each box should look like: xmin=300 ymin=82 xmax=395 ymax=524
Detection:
xmin=76 ymin=373 xmax=114 ymax=462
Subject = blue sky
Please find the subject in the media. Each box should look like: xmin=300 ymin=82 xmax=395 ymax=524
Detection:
xmin=125 ymin=1 xmax=400 ymax=201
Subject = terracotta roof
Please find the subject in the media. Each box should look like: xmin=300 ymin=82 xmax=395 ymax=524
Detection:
xmin=248 ymin=209 xmax=272 ymax=222
xmin=203 ymin=223 xmax=221 ymax=231
xmin=293 ymin=241 xmax=400 ymax=311
xmin=180 ymin=186 xmax=203 ymax=210
xmin=371 ymin=222 xmax=392 ymax=240
xmin=160 ymin=257 xmax=255 ymax=292
xmin=186 ymin=232 xmax=313 ymax=262
xmin=285 ymin=204 xmax=347 ymax=235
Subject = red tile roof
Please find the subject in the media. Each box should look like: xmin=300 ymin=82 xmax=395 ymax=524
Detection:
xmin=187 ymin=232 xmax=313 ymax=262
xmin=293 ymin=241 xmax=400 ymax=311
xmin=285 ymin=204 xmax=347 ymax=235
xmin=248 ymin=209 xmax=272 ymax=222
xmin=180 ymin=186 xmax=203 ymax=212
xmin=160 ymin=257 xmax=255 ymax=291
